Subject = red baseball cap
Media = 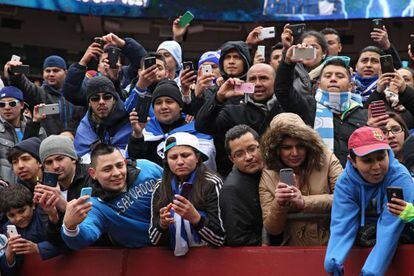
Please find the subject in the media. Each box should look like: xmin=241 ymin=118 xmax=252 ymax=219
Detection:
xmin=348 ymin=126 xmax=390 ymax=157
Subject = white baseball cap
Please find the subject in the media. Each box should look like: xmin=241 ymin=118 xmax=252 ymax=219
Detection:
xmin=164 ymin=132 xmax=208 ymax=161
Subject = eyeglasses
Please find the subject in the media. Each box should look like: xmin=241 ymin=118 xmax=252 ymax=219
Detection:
xmin=0 ymin=100 xmax=20 ymax=108
xmin=380 ymin=126 xmax=403 ymax=136
xmin=232 ymin=144 xmax=259 ymax=160
xmin=89 ymin=94 xmax=114 ymax=102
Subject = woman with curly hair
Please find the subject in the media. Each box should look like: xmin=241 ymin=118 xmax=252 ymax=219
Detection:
xmin=259 ymin=113 xmax=343 ymax=246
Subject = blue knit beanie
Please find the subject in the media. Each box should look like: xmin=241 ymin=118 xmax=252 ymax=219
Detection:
xmin=43 ymin=55 xmax=67 ymax=70
xmin=0 ymin=86 xmax=24 ymax=101
xmin=198 ymin=51 xmax=220 ymax=68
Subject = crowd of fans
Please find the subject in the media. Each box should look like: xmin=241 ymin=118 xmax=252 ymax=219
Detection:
xmin=0 ymin=15 xmax=413 ymax=276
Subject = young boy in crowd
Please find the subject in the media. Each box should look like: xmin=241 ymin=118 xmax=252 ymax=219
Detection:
xmin=0 ymin=184 xmax=62 ymax=275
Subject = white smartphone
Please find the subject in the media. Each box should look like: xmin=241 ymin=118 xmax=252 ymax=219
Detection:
xmin=258 ymin=27 xmax=275 ymax=40
xmin=11 ymin=55 xmax=21 ymax=62
xmin=39 ymin=103 xmax=60 ymax=116
xmin=292 ymin=47 xmax=316 ymax=60
xmin=257 ymin=46 xmax=265 ymax=58
xmin=234 ymin=83 xmax=255 ymax=94
xmin=201 ymin=64 xmax=213 ymax=76
xmin=7 ymin=225 xmax=18 ymax=238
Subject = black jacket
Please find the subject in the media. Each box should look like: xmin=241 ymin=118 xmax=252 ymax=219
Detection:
xmin=219 ymin=41 xmax=252 ymax=81
xmin=220 ymin=167 xmax=262 ymax=246
xmin=275 ymin=60 xmax=367 ymax=167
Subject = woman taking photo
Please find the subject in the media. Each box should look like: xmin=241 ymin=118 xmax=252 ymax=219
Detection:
xmin=259 ymin=113 xmax=343 ymax=246
xmin=149 ymin=132 xmax=224 ymax=256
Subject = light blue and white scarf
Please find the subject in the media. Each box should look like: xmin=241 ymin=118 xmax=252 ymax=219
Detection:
xmin=314 ymin=88 xmax=363 ymax=151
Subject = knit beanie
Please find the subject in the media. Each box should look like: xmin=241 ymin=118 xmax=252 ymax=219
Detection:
xmin=403 ymin=136 xmax=414 ymax=171
xmin=157 ymin=41 xmax=182 ymax=71
xmin=198 ymin=51 xmax=220 ymax=68
xmin=152 ymin=79 xmax=183 ymax=108
xmin=14 ymin=137 xmax=41 ymax=163
xmin=86 ymin=76 xmax=118 ymax=102
xmin=43 ymin=55 xmax=67 ymax=70
xmin=39 ymin=135 xmax=78 ymax=164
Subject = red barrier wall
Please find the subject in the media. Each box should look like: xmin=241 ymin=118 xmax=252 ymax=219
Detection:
xmin=20 ymin=245 xmax=414 ymax=276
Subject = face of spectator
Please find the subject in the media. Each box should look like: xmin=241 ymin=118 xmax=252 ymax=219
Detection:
xmin=154 ymin=59 xmax=169 ymax=81
xmin=0 ymin=97 xmax=24 ymax=125
xmin=350 ymin=150 xmax=389 ymax=184
xmin=397 ymin=68 xmax=414 ymax=88
xmin=356 ymin=51 xmax=381 ymax=78
xmin=279 ymin=137 xmax=307 ymax=170
xmin=43 ymin=155 xmax=76 ymax=183
xmin=12 ymin=153 xmax=41 ymax=182
xmin=6 ymin=205 xmax=34 ymax=229
xmin=302 ymin=35 xmax=325 ymax=69
xmin=89 ymin=150 xmax=127 ymax=192
xmin=43 ymin=67 xmax=66 ymax=89
xmin=157 ymin=49 xmax=177 ymax=79
xmin=198 ymin=61 xmax=221 ymax=79
xmin=167 ymin=146 xmax=199 ymax=181
xmin=247 ymin=64 xmax=275 ymax=102
xmin=324 ymin=34 xmax=342 ymax=56
xmin=270 ymin=49 xmax=283 ymax=71
xmin=228 ymin=132 xmax=262 ymax=174
xmin=223 ymin=50 xmax=244 ymax=77
xmin=319 ymin=65 xmax=352 ymax=92
xmin=88 ymin=93 xmax=116 ymax=120
xmin=381 ymin=118 xmax=406 ymax=158
xmin=153 ymin=96 xmax=181 ymax=125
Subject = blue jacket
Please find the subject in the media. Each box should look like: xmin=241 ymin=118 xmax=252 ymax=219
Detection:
xmin=61 ymin=159 xmax=162 ymax=250
xmin=324 ymin=150 xmax=414 ymax=276
xmin=0 ymin=208 xmax=63 ymax=275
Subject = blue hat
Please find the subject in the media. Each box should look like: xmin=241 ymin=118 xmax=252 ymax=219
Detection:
xmin=0 ymin=86 xmax=24 ymax=101
xmin=157 ymin=41 xmax=182 ymax=71
xmin=198 ymin=51 xmax=220 ymax=68
xmin=43 ymin=55 xmax=67 ymax=70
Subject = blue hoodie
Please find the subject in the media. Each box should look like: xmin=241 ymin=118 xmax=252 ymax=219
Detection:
xmin=61 ymin=159 xmax=162 ymax=250
xmin=324 ymin=150 xmax=414 ymax=276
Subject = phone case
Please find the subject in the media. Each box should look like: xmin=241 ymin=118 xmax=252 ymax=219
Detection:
xmin=183 ymin=61 xmax=194 ymax=71
xmin=7 ymin=225 xmax=18 ymax=238
xmin=202 ymin=65 xmax=213 ymax=75
xmin=108 ymin=47 xmax=121 ymax=69
xmin=144 ymin=57 xmax=156 ymax=69
xmin=136 ymin=94 xmax=152 ymax=123
xmin=380 ymin=55 xmax=394 ymax=73
xmin=289 ymin=24 xmax=306 ymax=37
xmin=257 ymin=46 xmax=265 ymax=57
xmin=11 ymin=55 xmax=20 ymax=62
xmin=386 ymin=186 xmax=404 ymax=202
xmin=41 ymin=104 xmax=60 ymax=116
xmin=258 ymin=27 xmax=275 ymax=40
xmin=179 ymin=11 xmax=194 ymax=27
xmin=293 ymin=47 xmax=316 ymax=60
xmin=43 ymin=172 xmax=59 ymax=187
xmin=279 ymin=168 xmax=294 ymax=186
xmin=81 ymin=187 xmax=93 ymax=203
xmin=235 ymin=83 xmax=255 ymax=94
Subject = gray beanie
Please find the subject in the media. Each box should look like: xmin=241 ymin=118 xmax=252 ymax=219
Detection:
xmin=39 ymin=135 xmax=78 ymax=164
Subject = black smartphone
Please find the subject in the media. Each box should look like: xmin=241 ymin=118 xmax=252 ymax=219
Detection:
xmin=180 ymin=183 xmax=193 ymax=198
xmin=183 ymin=61 xmax=194 ymax=71
xmin=279 ymin=168 xmax=294 ymax=186
xmin=94 ymin=37 xmax=104 ymax=49
xmin=144 ymin=57 xmax=156 ymax=69
xmin=107 ymin=46 xmax=121 ymax=69
xmin=386 ymin=186 xmax=404 ymax=202
xmin=288 ymin=23 xmax=306 ymax=39
xmin=10 ymin=65 xmax=30 ymax=75
xmin=43 ymin=172 xmax=59 ymax=187
xmin=135 ymin=94 xmax=152 ymax=123
xmin=380 ymin=54 xmax=394 ymax=74
xmin=372 ymin=19 xmax=383 ymax=29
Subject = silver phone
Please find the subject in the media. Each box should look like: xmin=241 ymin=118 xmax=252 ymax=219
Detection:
xmin=7 ymin=225 xmax=18 ymax=238
xmin=292 ymin=47 xmax=316 ymax=60
xmin=39 ymin=103 xmax=60 ymax=115
xmin=279 ymin=168 xmax=294 ymax=186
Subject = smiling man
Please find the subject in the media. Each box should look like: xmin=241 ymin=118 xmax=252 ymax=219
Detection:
xmin=61 ymin=143 xmax=162 ymax=250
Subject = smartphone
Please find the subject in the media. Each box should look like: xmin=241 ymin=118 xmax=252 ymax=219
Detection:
xmin=234 ymin=83 xmax=255 ymax=94
xmin=258 ymin=27 xmax=275 ymax=40
xmin=179 ymin=11 xmax=194 ymax=27
xmin=6 ymin=225 xmax=18 ymax=238
xmin=279 ymin=168 xmax=294 ymax=186
xmin=10 ymin=55 xmax=21 ymax=62
xmin=135 ymin=94 xmax=152 ymax=123
xmin=43 ymin=171 xmax=59 ymax=187
xmin=257 ymin=45 xmax=265 ymax=58
xmin=107 ymin=46 xmax=121 ymax=69
xmin=386 ymin=186 xmax=404 ymax=202
xmin=288 ymin=23 xmax=306 ymax=38
xmin=94 ymin=37 xmax=104 ymax=49
xmin=180 ymin=183 xmax=193 ymax=198
xmin=369 ymin=100 xmax=387 ymax=118
xmin=372 ymin=19 xmax=383 ymax=29
xmin=201 ymin=64 xmax=213 ymax=76
xmin=380 ymin=55 xmax=394 ymax=74
xmin=80 ymin=187 xmax=93 ymax=202
xmin=144 ymin=56 xmax=156 ymax=69
xmin=39 ymin=103 xmax=60 ymax=116
xmin=10 ymin=65 xmax=30 ymax=75
xmin=293 ymin=47 xmax=316 ymax=60
xmin=183 ymin=61 xmax=194 ymax=71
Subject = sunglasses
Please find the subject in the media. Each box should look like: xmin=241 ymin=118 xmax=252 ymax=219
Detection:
xmin=89 ymin=94 xmax=114 ymax=102
xmin=0 ymin=100 xmax=20 ymax=108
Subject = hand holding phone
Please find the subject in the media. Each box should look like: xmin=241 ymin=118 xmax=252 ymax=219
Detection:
xmin=386 ymin=186 xmax=404 ymax=202
xmin=135 ymin=94 xmax=152 ymax=123
xmin=7 ymin=225 xmax=18 ymax=238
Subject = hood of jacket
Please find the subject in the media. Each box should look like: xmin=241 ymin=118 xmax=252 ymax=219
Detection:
xmin=219 ymin=41 xmax=251 ymax=80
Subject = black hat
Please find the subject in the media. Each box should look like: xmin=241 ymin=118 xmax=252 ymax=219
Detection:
xmin=403 ymin=136 xmax=414 ymax=171
xmin=14 ymin=137 xmax=41 ymax=163
xmin=86 ymin=76 xmax=117 ymax=102
xmin=152 ymin=79 xmax=183 ymax=108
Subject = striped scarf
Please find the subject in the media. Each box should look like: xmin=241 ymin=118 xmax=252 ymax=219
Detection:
xmin=314 ymin=89 xmax=363 ymax=151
